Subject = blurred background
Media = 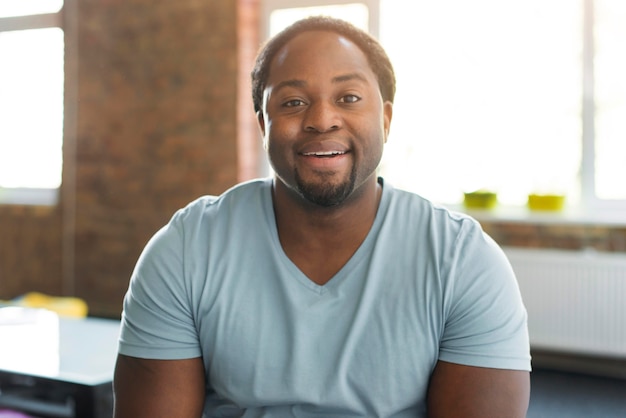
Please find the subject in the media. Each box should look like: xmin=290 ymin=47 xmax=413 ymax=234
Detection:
xmin=1 ymin=0 xmax=625 ymax=381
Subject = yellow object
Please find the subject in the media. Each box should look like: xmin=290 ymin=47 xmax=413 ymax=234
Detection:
xmin=6 ymin=292 xmax=88 ymax=318
xmin=463 ymin=191 xmax=498 ymax=209
xmin=527 ymin=194 xmax=565 ymax=211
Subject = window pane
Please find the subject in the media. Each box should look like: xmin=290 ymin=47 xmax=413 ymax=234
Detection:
xmin=0 ymin=27 xmax=64 ymax=188
xmin=594 ymin=0 xmax=626 ymax=200
xmin=269 ymin=3 xmax=369 ymax=36
xmin=378 ymin=0 xmax=582 ymax=205
xmin=0 ymin=0 xmax=62 ymax=17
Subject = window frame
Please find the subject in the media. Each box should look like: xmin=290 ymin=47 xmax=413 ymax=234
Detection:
xmin=0 ymin=8 xmax=64 ymax=205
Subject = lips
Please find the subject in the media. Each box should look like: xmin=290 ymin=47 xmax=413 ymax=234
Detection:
xmin=301 ymin=150 xmax=346 ymax=157
xmin=298 ymin=141 xmax=349 ymax=157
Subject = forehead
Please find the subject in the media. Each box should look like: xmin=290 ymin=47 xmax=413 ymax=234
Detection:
xmin=268 ymin=30 xmax=374 ymax=83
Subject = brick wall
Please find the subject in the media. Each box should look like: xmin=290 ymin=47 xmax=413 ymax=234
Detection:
xmin=482 ymin=222 xmax=626 ymax=252
xmin=0 ymin=206 xmax=62 ymax=298
xmin=71 ymin=0 xmax=261 ymax=317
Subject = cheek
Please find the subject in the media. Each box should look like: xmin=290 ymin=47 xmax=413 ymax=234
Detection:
xmin=266 ymin=119 xmax=299 ymax=150
xmin=357 ymin=118 xmax=386 ymax=147
xmin=265 ymin=127 xmax=294 ymax=170
xmin=357 ymin=122 xmax=386 ymax=166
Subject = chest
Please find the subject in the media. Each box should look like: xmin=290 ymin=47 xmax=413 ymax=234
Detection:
xmin=194 ymin=255 xmax=443 ymax=415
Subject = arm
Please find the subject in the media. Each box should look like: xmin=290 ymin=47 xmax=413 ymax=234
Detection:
xmin=113 ymin=354 xmax=206 ymax=418
xmin=427 ymin=360 xmax=530 ymax=418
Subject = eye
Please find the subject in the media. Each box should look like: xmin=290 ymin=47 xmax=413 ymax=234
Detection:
xmin=283 ymin=99 xmax=306 ymax=107
xmin=338 ymin=94 xmax=361 ymax=104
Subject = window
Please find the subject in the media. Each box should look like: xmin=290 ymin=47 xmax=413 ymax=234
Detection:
xmin=0 ymin=0 xmax=64 ymax=204
xmin=591 ymin=0 xmax=626 ymax=202
xmin=262 ymin=0 xmax=626 ymax=216
xmin=267 ymin=3 xmax=370 ymax=37
xmin=260 ymin=0 xmax=378 ymax=38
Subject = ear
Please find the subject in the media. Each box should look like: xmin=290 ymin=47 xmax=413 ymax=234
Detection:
xmin=383 ymin=101 xmax=393 ymax=143
xmin=256 ymin=111 xmax=266 ymax=137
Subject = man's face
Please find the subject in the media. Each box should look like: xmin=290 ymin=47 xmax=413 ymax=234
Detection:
xmin=258 ymin=30 xmax=392 ymax=207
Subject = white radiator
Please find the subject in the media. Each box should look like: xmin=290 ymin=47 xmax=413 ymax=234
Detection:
xmin=503 ymin=247 xmax=626 ymax=358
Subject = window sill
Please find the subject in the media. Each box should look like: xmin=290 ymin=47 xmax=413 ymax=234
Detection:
xmin=0 ymin=188 xmax=59 ymax=206
xmin=446 ymin=204 xmax=626 ymax=227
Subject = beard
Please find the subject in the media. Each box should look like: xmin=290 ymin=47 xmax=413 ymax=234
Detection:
xmin=294 ymin=165 xmax=357 ymax=207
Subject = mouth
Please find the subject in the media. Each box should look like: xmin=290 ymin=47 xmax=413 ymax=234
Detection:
xmin=301 ymin=150 xmax=348 ymax=158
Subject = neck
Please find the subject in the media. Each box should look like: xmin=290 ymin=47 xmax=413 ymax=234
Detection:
xmin=272 ymin=176 xmax=382 ymax=285
xmin=273 ymin=175 xmax=381 ymax=233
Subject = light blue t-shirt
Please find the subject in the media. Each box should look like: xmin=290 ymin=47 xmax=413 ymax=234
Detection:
xmin=118 ymin=177 xmax=530 ymax=417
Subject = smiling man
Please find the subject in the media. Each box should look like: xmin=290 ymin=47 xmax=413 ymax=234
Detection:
xmin=259 ymin=30 xmax=390 ymax=211
xmin=113 ymin=16 xmax=531 ymax=418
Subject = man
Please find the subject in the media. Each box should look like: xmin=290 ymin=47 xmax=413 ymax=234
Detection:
xmin=113 ymin=16 xmax=531 ymax=417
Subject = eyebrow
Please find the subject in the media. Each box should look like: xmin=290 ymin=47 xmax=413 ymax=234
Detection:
xmin=273 ymin=72 xmax=369 ymax=92
xmin=332 ymin=72 xmax=369 ymax=84
xmin=273 ymin=79 xmax=307 ymax=92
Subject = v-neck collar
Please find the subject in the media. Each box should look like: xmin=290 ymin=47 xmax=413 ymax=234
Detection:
xmin=261 ymin=177 xmax=390 ymax=294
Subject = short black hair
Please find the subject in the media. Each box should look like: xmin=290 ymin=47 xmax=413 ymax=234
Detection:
xmin=251 ymin=16 xmax=396 ymax=113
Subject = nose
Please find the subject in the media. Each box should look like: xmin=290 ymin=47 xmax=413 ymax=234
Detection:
xmin=304 ymin=101 xmax=341 ymax=133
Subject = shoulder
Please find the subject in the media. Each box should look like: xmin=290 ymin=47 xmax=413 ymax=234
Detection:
xmin=169 ymin=178 xmax=271 ymax=226
xmin=381 ymin=179 xmax=513 ymax=290
xmin=138 ymin=178 xmax=271 ymax=266
xmin=379 ymin=180 xmax=530 ymax=371
xmin=381 ymin=179 xmax=483 ymax=241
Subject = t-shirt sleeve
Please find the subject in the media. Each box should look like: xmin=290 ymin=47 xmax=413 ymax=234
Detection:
xmin=438 ymin=219 xmax=531 ymax=371
xmin=117 ymin=211 xmax=202 ymax=360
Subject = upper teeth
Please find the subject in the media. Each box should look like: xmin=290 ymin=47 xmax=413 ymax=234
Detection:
xmin=303 ymin=151 xmax=345 ymax=156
